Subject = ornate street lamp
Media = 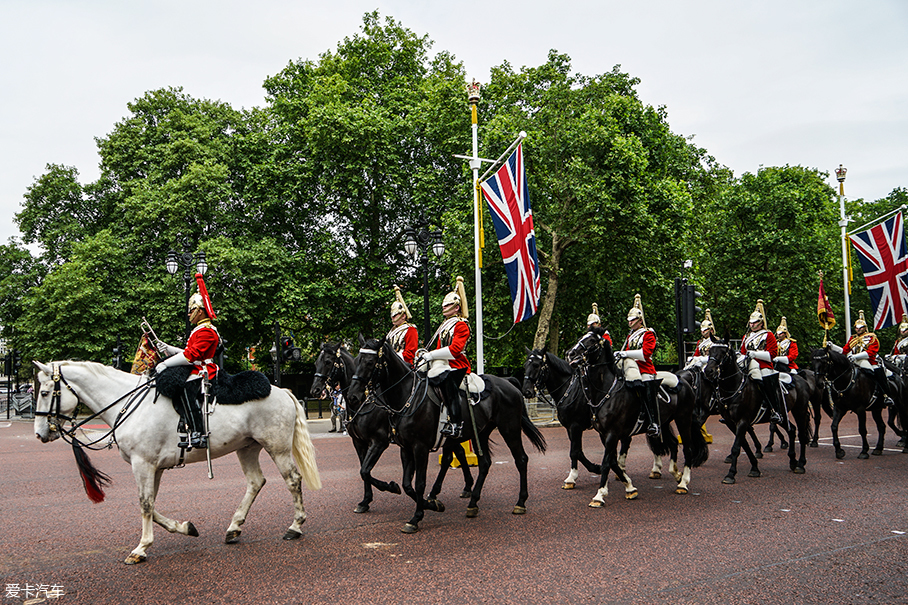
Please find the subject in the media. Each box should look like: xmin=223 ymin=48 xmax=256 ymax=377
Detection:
xmin=403 ymin=212 xmax=444 ymax=341
xmin=165 ymin=241 xmax=208 ymax=340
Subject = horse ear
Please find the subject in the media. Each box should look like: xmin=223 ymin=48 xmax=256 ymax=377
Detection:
xmin=33 ymin=361 xmax=51 ymax=377
xmin=525 ymin=346 xmax=531 ymax=354
xmin=358 ymin=333 xmax=365 ymax=347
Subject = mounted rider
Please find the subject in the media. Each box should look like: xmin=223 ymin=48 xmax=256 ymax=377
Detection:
xmin=829 ymin=310 xmax=894 ymax=407
xmin=417 ymin=276 xmax=472 ymax=439
xmin=685 ymin=308 xmax=718 ymax=370
xmin=586 ymin=303 xmax=613 ymax=345
xmin=738 ymin=299 xmax=784 ymax=424
xmin=153 ymin=273 xmax=219 ymax=450
xmin=888 ymin=313 xmax=908 ymax=364
xmin=772 ymin=316 xmax=799 ymax=374
xmin=614 ymin=294 xmax=661 ymax=437
xmin=387 ymin=285 xmax=419 ymax=367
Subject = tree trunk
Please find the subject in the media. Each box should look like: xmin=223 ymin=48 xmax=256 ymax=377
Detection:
xmin=533 ymin=233 xmax=565 ymax=351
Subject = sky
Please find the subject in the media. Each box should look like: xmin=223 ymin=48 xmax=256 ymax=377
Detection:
xmin=2 ymin=0 xmax=907 ymax=246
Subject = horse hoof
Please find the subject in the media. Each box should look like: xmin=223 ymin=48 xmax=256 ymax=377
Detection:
xmin=649 ymin=472 xmax=661 ymax=480
xmin=764 ymin=445 xmax=773 ymax=453
xmin=858 ymin=452 xmax=870 ymax=460
xmin=872 ymin=449 xmax=883 ymax=456
xmin=225 ymin=530 xmax=242 ymax=544
xmin=124 ymin=553 xmax=146 ymax=565
xmin=792 ymin=467 xmax=805 ymax=475
xmin=429 ymin=499 xmax=445 ymax=513
xmin=588 ymin=500 xmax=604 ymax=508
xmin=353 ymin=504 xmax=370 ymax=514
xmin=898 ymin=439 xmax=907 ymax=448
xmin=282 ymin=529 xmax=302 ymax=541
xmin=459 ymin=490 xmax=472 ymax=499
xmin=755 ymin=452 xmax=763 ymax=459
xmin=625 ymin=490 xmax=638 ymax=500
xmin=512 ymin=505 xmax=527 ymax=515
xmin=836 ymin=450 xmax=846 ymax=459
xmin=780 ymin=442 xmax=789 ymax=449
xmin=401 ymin=523 xmax=419 ymax=534
xmin=747 ymin=470 xmax=761 ymax=478
xmin=466 ymin=507 xmax=479 ymax=518
xmin=187 ymin=522 xmax=199 ymax=537
xmin=902 ymin=447 xmax=908 ymax=455
xmin=675 ymin=486 xmax=689 ymax=495
xmin=561 ymin=482 xmax=575 ymax=490
xmin=722 ymin=476 xmax=736 ymax=485
xmin=723 ymin=455 xmax=733 ymax=464
xmin=388 ymin=482 xmax=402 ymax=495
xmin=809 ymin=442 xmax=819 ymax=448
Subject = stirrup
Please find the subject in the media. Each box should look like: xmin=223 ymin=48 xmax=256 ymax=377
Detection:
xmin=177 ymin=432 xmax=191 ymax=450
xmin=190 ymin=432 xmax=208 ymax=449
xmin=769 ymin=410 xmax=783 ymax=424
xmin=441 ymin=422 xmax=462 ymax=439
xmin=646 ymin=423 xmax=661 ymax=438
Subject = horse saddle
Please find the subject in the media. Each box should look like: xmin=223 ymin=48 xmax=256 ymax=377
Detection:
xmin=155 ymin=366 xmax=272 ymax=405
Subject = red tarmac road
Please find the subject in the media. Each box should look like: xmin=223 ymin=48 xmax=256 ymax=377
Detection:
xmin=1 ymin=413 xmax=907 ymax=605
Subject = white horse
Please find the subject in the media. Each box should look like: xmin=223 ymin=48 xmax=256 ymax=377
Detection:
xmin=33 ymin=360 xmax=321 ymax=565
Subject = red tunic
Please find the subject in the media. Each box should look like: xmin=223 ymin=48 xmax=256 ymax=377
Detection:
xmin=776 ymin=338 xmax=799 ymax=370
xmin=740 ymin=329 xmax=778 ymax=371
xmin=622 ymin=328 xmax=656 ymax=375
xmin=842 ymin=332 xmax=880 ymax=364
xmin=436 ymin=317 xmax=471 ymax=374
xmin=694 ymin=336 xmax=716 ymax=356
xmin=183 ymin=322 xmax=220 ymax=378
xmin=892 ymin=335 xmax=908 ymax=356
xmin=387 ymin=324 xmax=419 ymax=366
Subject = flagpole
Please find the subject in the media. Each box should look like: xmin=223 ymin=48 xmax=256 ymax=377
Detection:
xmin=468 ymin=82 xmax=485 ymax=374
xmin=836 ymin=164 xmax=852 ymax=340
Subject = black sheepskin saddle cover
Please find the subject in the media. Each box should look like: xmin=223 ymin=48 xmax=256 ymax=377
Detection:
xmin=156 ymin=366 xmax=272 ymax=405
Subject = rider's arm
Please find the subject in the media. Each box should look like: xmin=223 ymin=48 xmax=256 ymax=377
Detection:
xmin=829 ymin=343 xmax=844 ymax=354
xmin=751 ymin=350 xmax=772 ymax=363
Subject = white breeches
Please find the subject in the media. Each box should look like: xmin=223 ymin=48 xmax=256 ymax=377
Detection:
xmin=619 ymin=358 xmax=655 ymax=383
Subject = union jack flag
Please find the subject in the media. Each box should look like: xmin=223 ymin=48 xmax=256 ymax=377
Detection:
xmin=849 ymin=211 xmax=908 ymax=330
xmin=480 ymin=143 xmax=541 ymax=324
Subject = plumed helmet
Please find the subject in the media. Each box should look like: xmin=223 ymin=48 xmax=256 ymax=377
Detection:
xmin=188 ymin=273 xmax=216 ymax=319
xmin=626 ymin=293 xmax=645 ymax=326
xmin=700 ymin=308 xmax=714 ymax=333
xmin=899 ymin=314 xmax=908 ymax=334
xmin=775 ymin=316 xmax=790 ymax=338
xmin=442 ymin=276 xmax=469 ymax=318
xmin=854 ymin=309 xmax=867 ymax=330
xmin=391 ymin=285 xmax=412 ymax=320
xmin=587 ymin=303 xmax=600 ymax=326
xmin=748 ymin=299 xmax=766 ymax=324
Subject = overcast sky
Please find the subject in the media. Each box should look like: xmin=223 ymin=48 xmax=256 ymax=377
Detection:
xmin=2 ymin=0 xmax=906 ymax=246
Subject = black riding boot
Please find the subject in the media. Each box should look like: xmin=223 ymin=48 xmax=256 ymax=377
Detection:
xmin=642 ymin=380 xmax=662 ymax=437
xmin=759 ymin=374 xmax=784 ymax=425
xmin=179 ymin=382 xmax=208 ymax=450
xmin=440 ymin=377 xmax=464 ymax=439
xmin=873 ymin=366 xmax=895 ymax=407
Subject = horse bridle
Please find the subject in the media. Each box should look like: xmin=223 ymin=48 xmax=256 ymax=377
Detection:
xmin=812 ymin=347 xmax=856 ymax=396
xmin=353 ymin=342 xmax=426 ymax=419
xmin=314 ymin=347 xmax=347 ymax=391
xmin=566 ymin=332 xmax=621 ymax=409
xmin=34 ymin=363 xmax=154 ymax=450
xmin=704 ymin=344 xmax=747 ymax=406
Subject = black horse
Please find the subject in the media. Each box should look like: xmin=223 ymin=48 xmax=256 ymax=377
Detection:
xmin=703 ymin=338 xmax=811 ymax=483
xmin=310 ymin=342 xmax=403 ymax=513
xmin=566 ymin=328 xmax=708 ymax=507
xmin=522 ymin=348 xmax=602 ymax=488
xmin=346 ymin=336 xmax=546 ymax=533
xmin=811 ymin=346 xmax=908 ymax=459
xmin=765 ymin=365 xmax=827 ymax=450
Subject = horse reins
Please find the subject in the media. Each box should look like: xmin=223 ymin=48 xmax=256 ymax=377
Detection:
xmin=35 ymin=363 xmax=156 ymax=450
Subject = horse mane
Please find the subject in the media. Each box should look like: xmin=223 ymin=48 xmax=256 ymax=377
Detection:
xmin=543 ymin=350 xmax=572 ymax=376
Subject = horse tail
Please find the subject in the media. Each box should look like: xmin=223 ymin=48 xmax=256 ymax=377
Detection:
xmin=520 ymin=408 xmax=547 ymax=453
xmin=286 ymin=389 xmax=322 ymax=491
xmin=72 ymin=442 xmax=111 ymax=503
xmin=686 ymin=419 xmax=710 ymax=468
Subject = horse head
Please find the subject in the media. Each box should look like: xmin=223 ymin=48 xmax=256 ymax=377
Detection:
xmin=522 ymin=347 xmax=547 ymax=398
xmin=33 ymin=360 xmax=80 ymax=443
xmin=811 ymin=344 xmax=850 ymax=384
xmin=703 ymin=336 xmax=735 ymax=383
xmin=310 ymin=342 xmax=348 ymax=397
xmin=347 ymin=336 xmax=388 ymax=409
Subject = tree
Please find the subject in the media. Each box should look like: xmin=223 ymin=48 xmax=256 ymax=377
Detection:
xmin=474 ymin=52 xmax=715 ymax=362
